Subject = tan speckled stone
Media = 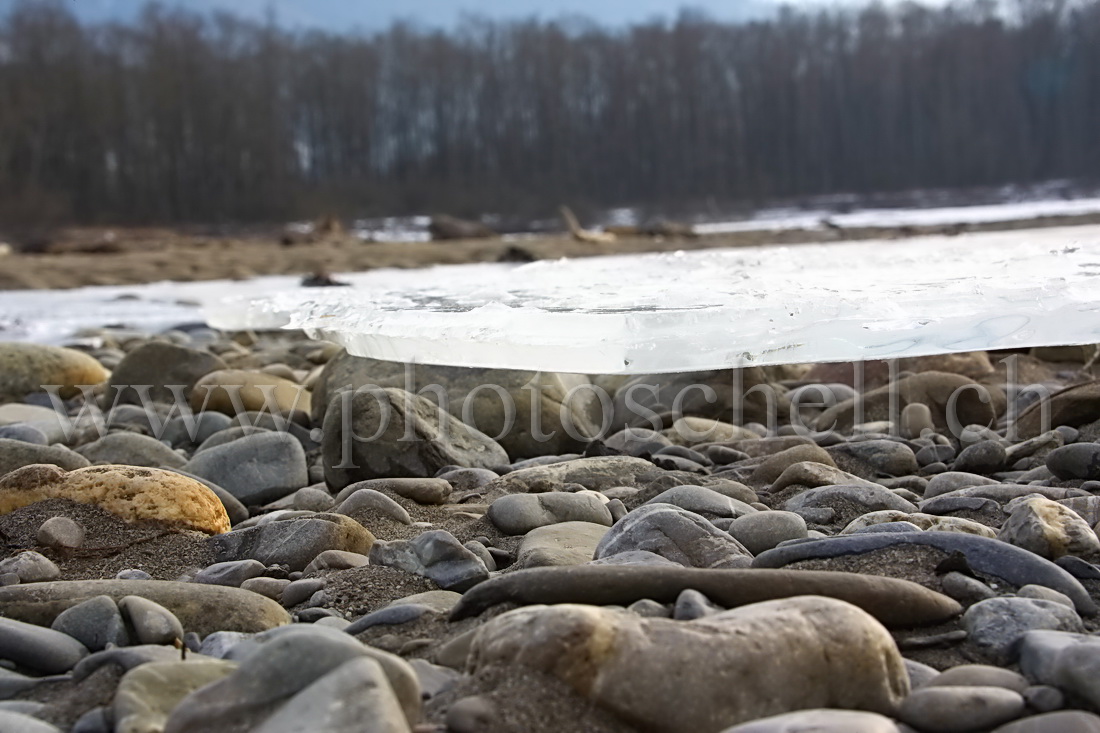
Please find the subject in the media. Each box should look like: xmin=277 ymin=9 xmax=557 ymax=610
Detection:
xmin=0 ymin=464 xmax=230 ymax=534
xmin=190 ymin=369 xmax=311 ymax=416
xmin=0 ymin=342 xmax=108 ymax=402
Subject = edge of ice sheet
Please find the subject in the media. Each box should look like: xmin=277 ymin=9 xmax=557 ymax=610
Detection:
xmin=205 ymin=225 xmax=1100 ymax=374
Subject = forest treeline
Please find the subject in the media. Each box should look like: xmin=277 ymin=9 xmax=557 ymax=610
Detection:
xmin=0 ymin=0 xmax=1097 ymax=226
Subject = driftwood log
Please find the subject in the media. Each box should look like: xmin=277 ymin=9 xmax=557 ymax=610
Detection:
xmin=559 ymin=205 xmax=616 ymax=244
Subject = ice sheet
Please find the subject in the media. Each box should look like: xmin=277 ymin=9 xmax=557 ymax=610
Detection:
xmin=204 ymin=224 xmax=1100 ymax=374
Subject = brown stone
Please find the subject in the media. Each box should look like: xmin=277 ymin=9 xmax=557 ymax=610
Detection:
xmin=0 ymin=464 xmax=230 ymax=534
xmin=0 ymin=342 xmax=108 ymax=401
xmin=190 ymin=369 xmax=311 ymax=417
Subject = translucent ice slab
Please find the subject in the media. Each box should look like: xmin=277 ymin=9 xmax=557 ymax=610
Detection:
xmin=204 ymin=225 xmax=1100 ymax=374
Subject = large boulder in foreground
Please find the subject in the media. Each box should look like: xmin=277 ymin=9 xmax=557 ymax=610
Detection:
xmin=0 ymin=464 xmax=230 ymax=534
xmin=468 ymin=597 xmax=909 ymax=732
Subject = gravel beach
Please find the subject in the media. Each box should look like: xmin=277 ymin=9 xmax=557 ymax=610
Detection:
xmin=4 ymin=329 xmax=1100 ymax=731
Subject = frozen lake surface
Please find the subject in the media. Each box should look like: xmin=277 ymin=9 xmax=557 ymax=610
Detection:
xmin=3 ymin=222 xmax=1100 ymax=374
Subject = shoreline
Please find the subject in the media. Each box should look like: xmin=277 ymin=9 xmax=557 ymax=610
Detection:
xmin=2 ymin=211 xmax=1100 ymax=291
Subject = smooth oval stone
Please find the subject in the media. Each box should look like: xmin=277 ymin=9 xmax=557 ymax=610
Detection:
xmin=450 ymin=565 xmax=961 ymax=628
xmin=488 ymin=491 xmax=613 ymax=535
xmin=989 ymin=711 xmax=1100 ymax=732
xmin=728 ymin=511 xmax=808 ymax=555
xmin=0 ymin=616 xmax=89 ymax=674
xmin=926 ymin=665 xmax=1029 ymax=693
xmin=0 ymin=710 xmax=62 ymax=733
xmin=75 ymin=432 xmax=187 ymax=469
xmin=899 ymin=686 xmax=1025 ymax=732
xmin=721 ymin=709 xmax=901 ymax=732
xmin=953 ymin=441 xmax=1008 ymax=475
xmin=119 ymin=596 xmax=185 ymax=645
xmin=0 ymin=551 xmax=59 ymax=583
xmin=36 ymin=516 xmax=85 ymax=549
xmin=0 ymin=580 xmax=290 ymax=636
xmin=184 ymin=431 xmax=309 ymax=506
xmin=50 ymin=595 xmax=130 ymax=652
xmin=1047 ymin=443 xmax=1100 ymax=481
xmin=0 ymin=343 xmax=108 ymax=403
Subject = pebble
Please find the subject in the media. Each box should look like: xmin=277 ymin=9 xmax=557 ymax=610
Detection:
xmin=594 ymin=503 xmax=752 ymax=568
xmin=192 ymin=559 xmax=267 ymax=587
xmin=0 ymin=342 xmax=108 ymax=403
xmin=446 ymin=695 xmax=497 ymax=733
xmin=0 ymin=579 xmax=290 ymax=635
xmin=50 ymin=595 xmax=130 ymax=651
xmin=925 ymin=664 xmax=1029 ymax=692
xmin=184 ymin=431 xmax=309 ymax=505
xmin=1047 ymin=443 xmax=1100 ymax=480
xmin=303 ymin=549 xmax=370 ymax=574
xmin=0 ymin=710 xmax=62 ymax=733
xmin=940 ymin=572 xmax=997 ymax=605
xmin=370 ymin=530 xmax=489 ymax=591
xmin=75 ymin=432 xmax=188 ymax=469
xmin=112 ymin=659 xmax=237 ymax=733
xmin=899 ymin=685 xmax=1025 ymax=732
xmin=190 ymin=368 xmax=312 ymax=416
xmin=990 ymin=711 xmax=1100 ymax=732
xmin=105 ymin=340 xmax=227 ymax=405
xmin=998 ymin=496 xmax=1100 ymax=560
xmin=753 ymin=531 xmax=1097 ymax=615
xmin=0 ymin=551 xmax=60 ymax=582
xmin=210 ymin=514 xmax=374 ymax=572
xmin=0 ymin=424 xmax=48 ymax=445
xmin=727 ymin=511 xmax=808 ymax=554
xmin=0 ymin=616 xmax=89 ymax=674
xmin=162 ymin=626 xmax=420 ymax=732
xmin=487 ymin=492 xmax=613 ymax=535
xmin=36 ymin=516 xmax=85 ymax=549
xmin=514 ymin=521 xmax=609 ymax=568
xmin=643 ymin=485 xmax=758 ymax=519
xmin=0 ymin=439 xmax=90 ymax=477
xmin=119 ymin=595 xmax=185 ymax=645
xmin=963 ymin=597 xmax=1084 ymax=664
xmin=953 ymin=440 xmax=1008 ymax=475
xmin=335 ymin=477 xmax=452 ymax=506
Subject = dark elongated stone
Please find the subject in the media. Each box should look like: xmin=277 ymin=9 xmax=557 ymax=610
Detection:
xmin=449 ymin=564 xmax=962 ymax=628
xmin=753 ymin=531 xmax=1096 ymax=615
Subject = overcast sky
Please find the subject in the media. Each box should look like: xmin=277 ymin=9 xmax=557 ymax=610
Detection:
xmin=32 ymin=0 xmax=788 ymax=30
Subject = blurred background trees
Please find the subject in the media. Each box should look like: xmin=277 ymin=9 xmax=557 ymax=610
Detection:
xmin=0 ymin=0 xmax=1096 ymax=225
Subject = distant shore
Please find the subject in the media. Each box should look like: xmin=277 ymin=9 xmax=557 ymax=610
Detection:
xmin=3 ymin=212 xmax=1100 ymax=291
